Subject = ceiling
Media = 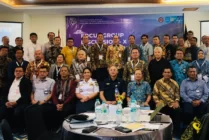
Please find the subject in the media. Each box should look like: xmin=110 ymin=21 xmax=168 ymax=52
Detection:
xmin=0 ymin=0 xmax=209 ymax=15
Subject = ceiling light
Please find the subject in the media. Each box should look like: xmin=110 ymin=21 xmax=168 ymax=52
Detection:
xmin=182 ymin=7 xmax=199 ymax=11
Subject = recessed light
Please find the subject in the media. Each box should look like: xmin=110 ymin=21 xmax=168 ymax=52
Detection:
xmin=182 ymin=8 xmax=199 ymax=11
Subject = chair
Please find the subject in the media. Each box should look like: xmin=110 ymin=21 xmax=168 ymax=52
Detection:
xmin=24 ymin=105 xmax=60 ymax=140
xmin=0 ymin=119 xmax=13 ymax=140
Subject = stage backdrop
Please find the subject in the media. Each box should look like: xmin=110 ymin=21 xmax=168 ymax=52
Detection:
xmin=66 ymin=14 xmax=184 ymax=47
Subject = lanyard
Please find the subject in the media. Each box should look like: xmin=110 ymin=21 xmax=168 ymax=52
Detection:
xmin=56 ymin=64 xmax=63 ymax=76
xmin=196 ymin=60 xmax=206 ymax=69
xmin=16 ymin=61 xmax=23 ymax=66
xmin=131 ymin=60 xmax=139 ymax=69
xmin=34 ymin=60 xmax=43 ymax=71
xmin=96 ymin=43 xmax=103 ymax=52
xmin=83 ymin=45 xmax=91 ymax=54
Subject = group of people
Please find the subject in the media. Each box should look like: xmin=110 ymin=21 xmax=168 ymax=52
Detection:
xmin=0 ymin=31 xmax=209 ymax=138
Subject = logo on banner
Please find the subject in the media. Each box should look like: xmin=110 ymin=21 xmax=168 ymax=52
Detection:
xmin=69 ymin=18 xmax=77 ymax=25
xmin=158 ymin=17 xmax=164 ymax=23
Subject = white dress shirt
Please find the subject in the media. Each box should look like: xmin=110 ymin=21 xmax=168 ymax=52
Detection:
xmin=24 ymin=42 xmax=42 ymax=62
xmin=8 ymin=78 xmax=22 ymax=102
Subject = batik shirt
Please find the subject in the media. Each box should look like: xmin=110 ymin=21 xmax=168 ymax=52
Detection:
xmin=0 ymin=56 xmax=12 ymax=88
xmin=123 ymin=59 xmax=150 ymax=83
xmin=90 ymin=43 xmax=108 ymax=69
xmin=106 ymin=44 xmax=125 ymax=69
xmin=45 ymin=46 xmax=62 ymax=65
xmin=153 ymin=78 xmax=180 ymax=107
xmin=170 ymin=59 xmax=189 ymax=86
xmin=127 ymin=81 xmax=151 ymax=102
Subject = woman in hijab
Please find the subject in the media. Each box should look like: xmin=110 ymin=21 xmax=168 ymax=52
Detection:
xmin=190 ymin=49 xmax=209 ymax=88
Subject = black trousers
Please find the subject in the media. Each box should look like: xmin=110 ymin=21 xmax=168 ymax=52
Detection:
xmin=92 ymin=68 xmax=109 ymax=83
xmin=0 ymin=103 xmax=29 ymax=133
xmin=160 ymin=105 xmax=181 ymax=136
xmin=182 ymin=102 xmax=208 ymax=124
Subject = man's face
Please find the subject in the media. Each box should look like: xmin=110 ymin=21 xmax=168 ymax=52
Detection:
xmin=190 ymin=38 xmax=197 ymax=46
xmin=82 ymin=35 xmax=89 ymax=44
xmin=15 ymin=38 xmax=23 ymax=46
xmin=0 ymin=48 xmax=8 ymax=57
xmin=188 ymin=68 xmax=197 ymax=79
xmin=172 ymin=36 xmax=178 ymax=44
xmin=97 ymin=34 xmax=104 ymax=43
xmin=108 ymin=66 xmax=118 ymax=77
xmin=163 ymin=36 xmax=170 ymax=44
xmin=48 ymin=32 xmax=55 ymax=41
xmin=2 ymin=37 xmax=9 ymax=45
xmin=53 ymin=38 xmax=61 ymax=46
xmin=134 ymin=70 xmax=142 ymax=81
xmin=205 ymin=36 xmax=209 ymax=45
xmin=30 ymin=35 xmax=38 ymax=43
xmin=154 ymin=49 xmax=162 ymax=59
xmin=163 ymin=69 xmax=172 ymax=79
xmin=198 ymin=51 xmax=205 ymax=59
xmin=175 ymin=50 xmax=184 ymax=60
xmin=131 ymin=49 xmax=139 ymax=59
xmin=128 ymin=36 xmax=135 ymax=44
xmin=34 ymin=50 xmax=42 ymax=61
xmin=14 ymin=68 xmax=24 ymax=78
xmin=141 ymin=36 xmax=148 ymax=44
xmin=15 ymin=50 xmax=23 ymax=60
xmin=187 ymin=32 xmax=193 ymax=40
xmin=60 ymin=67 xmax=69 ymax=77
xmin=77 ymin=51 xmax=86 ymax=60
xmin=153 ymin=37 xmax=160 ymax=45
xmin=113 ymin=36 xmax=119 ymax=45
xmin=56 ymin=55 xmax=64 ymax=63
xmin=67 ymin=39 xmax=74 ymax=47
xmin=38 ymin=69 xmax=48 ymax=79
xmin=178 ymin=38 xmax=184 ymax=46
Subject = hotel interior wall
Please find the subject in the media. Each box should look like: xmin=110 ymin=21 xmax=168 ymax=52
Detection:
xmin=0 ymin=12 xmax=208 ymax=46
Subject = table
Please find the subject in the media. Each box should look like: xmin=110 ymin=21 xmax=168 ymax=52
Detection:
xmin=61 ymin=113 xmax=173 ymax=140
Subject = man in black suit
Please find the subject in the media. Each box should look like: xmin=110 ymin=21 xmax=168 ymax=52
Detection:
xmin=0 ymin=66 xmax=32 ymax=134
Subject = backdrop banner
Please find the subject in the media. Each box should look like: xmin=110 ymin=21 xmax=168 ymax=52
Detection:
xmin=66 ymin=14 xmax=184 ymax=47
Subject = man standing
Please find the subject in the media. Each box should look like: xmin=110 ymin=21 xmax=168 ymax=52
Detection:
xmin=0 ymin=67 xmax=32 ymax=134
xmin=153 ymin=67 xmax=181 ymax=137
xmin=78 ymin=35 xmax=91 ymax=62
xmin=42 ymin=32 xmax=55 ymax=54
xmin=0 ymin=46 xmax=12 ymax=99
xmin=52 ymin=66 xmax=77 ymax=128
xmin=24 ymin=33 xmax=42 ymax=62
xmin=123 ymin=48 xmax=150 ymax=84
xmin=0 ymin=36 xmax=14 ymax=60
xmin=152 ymin=36 xmax=166 ymax=58
xmin=25 ymin=50 xmax=49 ymax=81
xmin=184 ymin=37 xmax=199 ymax=62
xmin=184 ymin=30 xmax=194 ymax=48
xmin=200 ymin=36 xmax=209 ymax=61
xmin=90 ymin=33 xmax=108 ymax=82
xmin=123 ymin=35 xmax=139 ymax=64
xmin=8 ymin=49 xmax=29 ymax=82
xmin=31 ymin=66 xmax=55 ymax=129
xmin=163 ymin=34 xmax=176 ymax=61
xmin=170 ymin=48 xmax=189 ymax=86
xmin=140 ymin=34 xmax=153 ymax=64
xmin=181 ymin=66 xmax=208 ymax=124
xmin=11 ymin=37 xmax=24 ymax=60
xmin=172 ymin=35 xmax=178 ymax=46
xmin=106 ymin=35 xmax=125 ymax=78
xmin=61 ymin=38 xmax=77 ymax=67
xmin=45 ymin=37 xmax=62 ymax=65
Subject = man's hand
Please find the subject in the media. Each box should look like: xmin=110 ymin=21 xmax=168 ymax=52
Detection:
xmin=111 ymin=101 xmax=117 ymax=105
xmin=56 ymin=104 xmax=63 ymax=111
xmin=172 ymin=101 xmax=179 ymax=109
xmin=143 ymin=102 xmax=149 ymax=107
xmin=80 ymin=96 xmax=89 ymax=102
xmin=192 ymin=100 xmax=201 ymax=107
xmin=105 ymin=101 xmax=112 ymax=104
xmin=5 ymin=102 xmax=13 ymax=108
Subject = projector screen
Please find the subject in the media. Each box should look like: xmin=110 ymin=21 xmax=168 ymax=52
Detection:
xmin=200 ymin=21 xmax=209 ymax=37
xmin=0 ymin=22 xmax=22 ymax=46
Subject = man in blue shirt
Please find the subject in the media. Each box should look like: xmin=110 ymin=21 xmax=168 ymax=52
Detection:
xmin=180 ymin=66 xmax=209 ymax=124
xmin=170 ymin=48 xmax=189 ymax=86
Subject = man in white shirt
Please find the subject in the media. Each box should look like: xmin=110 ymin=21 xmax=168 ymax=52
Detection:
xmin=0 ymin=66 xmax=32 ymax=134
xmin=24 ymin=32 xmax=42 ymax=62
xmin=42 ymin=32 xmax=55 ymax=54
xmin=200 ymin=36 xmax=209 ymax=61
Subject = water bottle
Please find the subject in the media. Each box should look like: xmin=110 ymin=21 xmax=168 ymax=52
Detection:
xmin=101 ymin=101 xmax=108 ymax=122
xmin=130 ymin=99 xmax=137 ymax=122
xmin=95 ymin=99 xmax=101 ymax=121
xmin=116 ymin=102 xmax=122 ymax=124
xmin=115 ymin=85 xmax=119 ymax=102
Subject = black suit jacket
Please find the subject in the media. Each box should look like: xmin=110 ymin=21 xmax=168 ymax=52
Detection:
xmin=4 ymin=77 xmax=32 ymax=104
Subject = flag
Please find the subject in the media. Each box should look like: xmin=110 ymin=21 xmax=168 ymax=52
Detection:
xmin=183 ymin=24 xmax=187 ymax=41
xmin=58 ymin=29 xmax=60 ymax=38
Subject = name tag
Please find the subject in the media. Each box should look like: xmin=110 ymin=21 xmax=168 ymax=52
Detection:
xmin=75 ymin=74 xmax=80 ymax=80
xmin=33 ymin=74 xmax=36 ymax=80
xmin=128 ymin=57 xmax=131 ymax=61
xmin=87 ymin=56 xmax=90 ymax=62
xmin=203 ymin=75 xmax=209 ymax=83
xmin=119 ymin=53 xmax=122 ymax=58
xmin=131 ymin=74 xmax=135 ymax=81
xmin=99 ymin=54 xmax=103 ymax=60
xmin=198 ymin=74 xmax=202 ymax=80
xmin=58 ymin=94 xmax=62 ymax=100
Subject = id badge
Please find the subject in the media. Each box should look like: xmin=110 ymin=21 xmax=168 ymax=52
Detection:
xmin=99 ymin=54 xmax=103 ymax=60
xmin=87 ymin=56 xmax=90 ymax=62
xmin=33 ymin=74 xmax=36 ymax=80
xmin=75 ymin=74 xmax=80 ymax=80
xmin=119 ymin=53 xmax=122 ymax=58
xmin=131 ymin=75 xmax=135 ymax=81
xmin=198 ymin=74 xmax=202 ymax=80
xmin=58 ymin=94 xmax=62 ymax=100
xmin=128 ymin=57 xmax=131 ymax=62
xmin=44 ymin=89 xmax=49 ymax=95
